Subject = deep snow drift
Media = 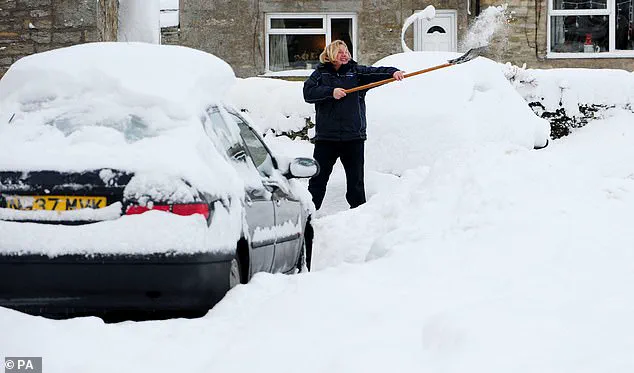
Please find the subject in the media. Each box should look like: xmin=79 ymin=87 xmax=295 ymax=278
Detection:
xmin=365 ymin=52 xmax=550 ymax=175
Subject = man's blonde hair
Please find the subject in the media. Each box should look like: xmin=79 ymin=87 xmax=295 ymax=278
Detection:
xmin=319 ymin=40 xmax=350 ymax=64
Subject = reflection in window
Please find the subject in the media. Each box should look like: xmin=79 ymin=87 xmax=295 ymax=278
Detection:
xmin=553 ymin=0 xmax=607 ymax=10
xmin=229 ymin=115 xmax=275 ymax=177
xmin=616 ymin=0 xmax=634 ymax=50
xmin=551 ymin=15 xmax=609 ymax=53
xmin=271 ymin=18 xmax=323 ymax=29
xmin=549 ymin=0 xmax=634 ymax=53
xmin=269 ymin=34 xmax=325 ymax=71
xmin=205 ymin=107 xmax=246 ymax=160
xmin=331 ymin=18 xmax=354 ymax=57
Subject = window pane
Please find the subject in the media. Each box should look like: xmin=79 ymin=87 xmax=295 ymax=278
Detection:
xmin=331 ymin=18 xmax=354 ymax=58
xmin=269 ymin=34 xmax=325 ymax=71
xmin=553 ymin=0 xmax=607 ymax=10
xmin=205 ymin=107 xmax=245 ymax=159
xmin=616 ymin=0 xmax=634 ymax=50
xmin=271 ymin=18 xmax=323 ymax=29
xmin=550 ymin=15 xmax=609 ymax=53
xmin=236 ymin=123 xmax=275 ymax=176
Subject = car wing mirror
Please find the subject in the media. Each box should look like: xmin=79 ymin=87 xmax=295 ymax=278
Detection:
xmin=288 ymin=157 xmax=319 ymax=178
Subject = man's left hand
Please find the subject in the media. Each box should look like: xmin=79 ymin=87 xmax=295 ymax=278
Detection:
xmin=393 ymin=71 xmax=405 ymax=81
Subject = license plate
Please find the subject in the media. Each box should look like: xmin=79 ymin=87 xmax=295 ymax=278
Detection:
xmin=4 ymin=195 xmax=107 ymax=211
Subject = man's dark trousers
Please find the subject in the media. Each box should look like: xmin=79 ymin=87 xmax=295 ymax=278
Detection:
xmin=308 ymin=140 xmax=366 ymax=210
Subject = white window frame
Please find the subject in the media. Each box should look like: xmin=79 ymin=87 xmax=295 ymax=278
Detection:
xmin=265 ymin=12 xmax=358 ymax=73
xmin=547 ymin=0 xmax=634 ymax=58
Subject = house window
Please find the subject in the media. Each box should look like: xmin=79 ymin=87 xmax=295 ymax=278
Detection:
xmin=265 ymin=13 xmax=357 ymax=72
xmin=160 ymin=0 xmax=179 ymax=28
xmin=548 ymin=0 xmax=634 ymax=57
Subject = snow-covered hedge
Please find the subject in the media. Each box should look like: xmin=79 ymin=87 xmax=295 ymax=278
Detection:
xmin=503 ymin=63 xmax=634 ymax=138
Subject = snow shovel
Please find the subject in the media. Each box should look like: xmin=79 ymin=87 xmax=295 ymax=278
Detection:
xmin=343 ymin=46 xmax=488 ymax=94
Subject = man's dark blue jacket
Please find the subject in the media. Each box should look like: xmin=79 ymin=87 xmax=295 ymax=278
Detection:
xmin=303 ymin=60 xmax=398 ymax=141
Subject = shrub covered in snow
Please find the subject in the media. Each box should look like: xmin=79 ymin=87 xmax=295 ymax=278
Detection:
xmin=503 ymin=63 xmax=634 ymax=138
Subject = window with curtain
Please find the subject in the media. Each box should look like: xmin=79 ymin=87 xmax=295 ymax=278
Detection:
xmin=549 ymin=0 xmax=634 ymax=55
xmin=266 ymin=13 xmax=356 ymax=72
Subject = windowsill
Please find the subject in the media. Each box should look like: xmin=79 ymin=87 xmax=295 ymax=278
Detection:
xmin=260 ymin=70 xmax=314 ymax=77
xmin=547 ymin=52 xmax=634 ymax=59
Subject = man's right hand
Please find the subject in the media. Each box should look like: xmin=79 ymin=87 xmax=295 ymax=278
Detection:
xmin=333 ymin=88 xmax=347 ymax=100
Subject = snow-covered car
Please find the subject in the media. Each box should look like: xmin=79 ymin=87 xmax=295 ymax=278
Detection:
xmin=0 ymin=43 xmax=318 ymax=319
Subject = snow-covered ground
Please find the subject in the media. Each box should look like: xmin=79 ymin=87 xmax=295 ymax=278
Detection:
xmin=2 ymin=108 xmax=634 ymax=372
xmin=3 ymin=45 xmax=634 ymax=371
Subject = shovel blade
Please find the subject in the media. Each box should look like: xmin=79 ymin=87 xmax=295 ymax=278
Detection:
xmin=447 ymin=45 xmax=488 ymax=65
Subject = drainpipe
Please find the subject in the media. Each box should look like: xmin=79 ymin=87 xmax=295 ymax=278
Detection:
xmin=467 ymin=0 xmax=471 ymax=15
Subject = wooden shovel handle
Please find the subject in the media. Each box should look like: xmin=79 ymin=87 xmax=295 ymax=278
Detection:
xmin=343 ymin=62 xmax=453 ymax=94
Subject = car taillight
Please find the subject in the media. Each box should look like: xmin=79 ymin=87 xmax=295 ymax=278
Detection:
xmin=126 ymin=203 xmax=210 ymax=220
xmin=172 ymin=203 xmax=210 ymax=220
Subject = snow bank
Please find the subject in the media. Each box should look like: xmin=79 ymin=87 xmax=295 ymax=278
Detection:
xmin=2 ymin=111 xmax=634 ymax=371
xmin=503 ymin=63 xmax=634 ymax=137
xmin=227 ymin=77 xmax=315 ymax=137
xmin=504 ymin=63 xmax=634 ymax=114
xmin=309 ymin=110 xmax=634 ymax=372
xmin=365 ymin=52 xmax=550 ymax=175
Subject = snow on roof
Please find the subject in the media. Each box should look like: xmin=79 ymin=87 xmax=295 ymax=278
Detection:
xmin=365 ymin=51 xmax=551 ymax=175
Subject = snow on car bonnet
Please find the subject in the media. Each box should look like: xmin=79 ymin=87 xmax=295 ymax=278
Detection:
xmin=0 ymin=42 xmax=244 ymax=200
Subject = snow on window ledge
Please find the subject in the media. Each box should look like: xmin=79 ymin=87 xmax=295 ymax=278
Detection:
xmin=546 ymin=52 xmax=634 ymax=59
xmin=260 ymin=70 xmax=314 ymax=78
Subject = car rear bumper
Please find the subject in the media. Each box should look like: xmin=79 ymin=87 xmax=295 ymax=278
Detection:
xmin=0 ymin=251 xmax=234 ymax=319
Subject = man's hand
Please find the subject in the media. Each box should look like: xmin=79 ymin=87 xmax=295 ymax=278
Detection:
xmin=333 ymin=88 xmax=347 ymax=100
xmin=393 ymin=71 xmax=405 ymax=81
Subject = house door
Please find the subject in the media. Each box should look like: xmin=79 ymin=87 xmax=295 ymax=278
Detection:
xmin=414 ymin=10 xmax=457 ymax=52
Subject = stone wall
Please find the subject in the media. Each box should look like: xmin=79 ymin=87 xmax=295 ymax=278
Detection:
xmin=481 ymin=0 xmax=634 ymax=70
xmin=0 ymin=0 xmax=118 ymax=78
xmin=178 ymin=0 xmax=476 ymax=77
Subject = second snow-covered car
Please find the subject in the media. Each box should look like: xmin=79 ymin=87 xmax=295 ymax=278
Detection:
xmin=0 ymin=43 xmax=318 ymax=320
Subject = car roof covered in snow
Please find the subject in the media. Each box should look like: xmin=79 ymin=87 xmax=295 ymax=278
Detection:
xmin=0 ymin=42 xmax=247 ymax=200
xmin=0 ymin=42 xmax=235 ymax=110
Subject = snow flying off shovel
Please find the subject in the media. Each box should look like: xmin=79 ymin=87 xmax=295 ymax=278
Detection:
xmin=343 ymin=46 xmax=488 ymax=94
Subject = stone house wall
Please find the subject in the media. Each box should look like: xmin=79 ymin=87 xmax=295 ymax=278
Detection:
xmin=174 ymin=0 xmax=634 ymax=76
xmin=481 ymin=0 xmax=634 ymax=70
xmin=177 ymin=0 xmax=477 ymax=77
xmin=0 ymin=0 xmax=118 ymax=78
